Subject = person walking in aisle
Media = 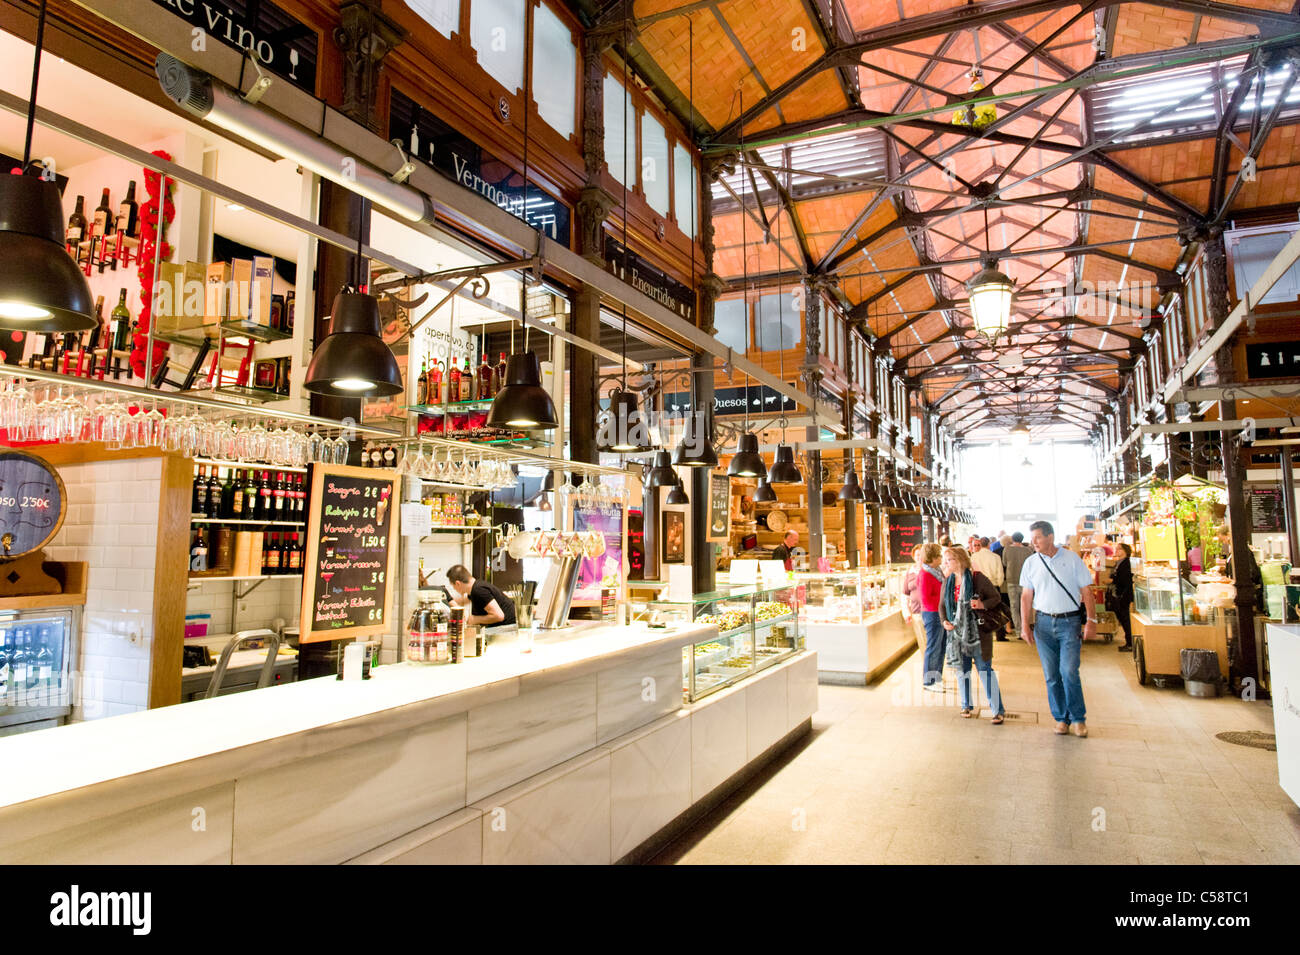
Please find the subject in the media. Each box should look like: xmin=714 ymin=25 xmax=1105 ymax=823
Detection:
xmin=1109 ymin=542 xmax=1135 ymax=652
xmin=913 ymin=543 xmax=945 ymax=691
xmin=1019 ymin=520 xmax=1096 ymax=737
xmin=939 ymin=546 xmax=1006 ymax=723
xmin=1002 ymin=532 xmax=1033 ymax=636
xmin=970 ymin=538 xmax=1004 ymax=593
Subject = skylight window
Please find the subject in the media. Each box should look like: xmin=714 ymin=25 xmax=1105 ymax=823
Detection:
xmin=710 ymin=128 xmax=888 ymax=205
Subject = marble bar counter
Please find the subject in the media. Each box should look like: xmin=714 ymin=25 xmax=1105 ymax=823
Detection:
xmin=0 ymin=619 xmax=818 ymax=864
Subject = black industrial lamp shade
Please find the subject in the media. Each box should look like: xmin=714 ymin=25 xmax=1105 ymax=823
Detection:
xmin=598 ymin=389 xmax=652 ymax=453
xmin=861 ymin=476 xmax=881 ymax=505
xmin=304 ymin=291 xmax=404 ymax=397
xmin=768 ymin=443 xmax=802 ymax=484
xmin=487 ymin=351 xmax=558 ymax=430
xmin=644 ymin=450 xmax=677 ymax=488
xmin=673 ymin=413 xmax=718 ymax=468
xmin=0 ymin=175 xmax=96 ymax=332
xmin=753 ymin=477 xmax=777 ymax=503
xmin=728 ymin=432 xmax=766 ymax=477
xmin=838 ymin=467 xmax=865 ymax=502
xmin=665 ymin=477 xmax=689 ymax=505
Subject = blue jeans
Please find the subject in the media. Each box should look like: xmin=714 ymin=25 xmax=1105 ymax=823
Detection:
xmin=921 ymin=611 xmax=944 ymax=685
xmin=1033 ymin=612 xmax=1086 ymax=723
xmin=958 ymin=646 xmax=1004 ymax=715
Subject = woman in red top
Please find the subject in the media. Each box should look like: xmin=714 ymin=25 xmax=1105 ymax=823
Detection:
xmin=914 ymin=543 xmax=945 ymax=691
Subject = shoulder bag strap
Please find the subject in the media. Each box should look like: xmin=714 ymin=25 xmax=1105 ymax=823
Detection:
xmin=1038 ymin=554 xmax=1083 ymax=612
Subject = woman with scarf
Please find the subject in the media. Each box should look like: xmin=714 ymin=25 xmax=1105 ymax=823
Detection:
xmin=940 ymin=545 xmax=1006 ymax=723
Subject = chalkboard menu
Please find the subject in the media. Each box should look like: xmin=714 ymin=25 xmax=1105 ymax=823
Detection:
xmin=707 ymin=473 xmax=730 ymax=543
xmin=299 ymin=464 xmax=400 ymax=644
xmin=0 ymin=450 xmax=66 ymax=558
xmin=889 ymin=513 xmax=924 ymax=563
xmin=1247 ymin=485 xmax=1285 ymax=533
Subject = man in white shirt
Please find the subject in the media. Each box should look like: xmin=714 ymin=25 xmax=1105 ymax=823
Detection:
xmin=1019 ymin=520 xmax=1097 ymax=738
xmin=970 ymin=537 xmax=1004 ymax=588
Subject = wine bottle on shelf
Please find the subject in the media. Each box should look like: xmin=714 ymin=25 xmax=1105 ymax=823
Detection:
xmin=273 ymin=472 xmax=286 ymax=519
xmin=92 ymin=188 xmax=113 ymax=239
xmin=261 ymin=534 xmax=274 ymax=575
xmin=116 ymin=180 xmax=139 ymax=239
xmin=220 ymin=468 xmax=235 ymax=519
xmin=449 ymin=358 xmax=461 ymax=405
xmin=496 ymin=352 xmax=508 ymax=397
xmin=287 ymin=533 xmax=303 ymax=573
xmin=207 ymin=468 xmax=222 ymax=519
xmin=258 ymin=471 xmax=272 ymax=520
xmin=191 ymin=528 xmax=209 ymax=573
xmin=417 ymin=360 xmax=429 ymax=406
xmin=231 ymin=469 xmax=245 ymax=519
xmin=66 ymin=195 xmax=87 ymax=255
xmin=460 ymin=356 xmax=474 ymax=402
xmin=110 ymin=289 xmax=131 ymax=352
xmin=477 ymin=354 xmax=492 ymax=399
xmin=194 ymin=465 xmax=208 ymax=515
xmin=429 ymin=360 xmax=443 ymax=405
xmin=243 ymin=469 xmax=259 ymax=521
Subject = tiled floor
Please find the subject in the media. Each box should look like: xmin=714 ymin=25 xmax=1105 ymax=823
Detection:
xmin=653 ymin=636 xmax=1300 ymax=865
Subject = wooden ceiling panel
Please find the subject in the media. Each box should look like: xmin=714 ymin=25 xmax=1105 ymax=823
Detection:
xmin=718 ymin=0 xmax=828 ymax=88
xmin=776 ymin=73 xmax=856 ymax=130
xmin=635 ymin=15 xmax=765 ymax=130
xmin=1110 ymin=5 xmax=1203 ymax=57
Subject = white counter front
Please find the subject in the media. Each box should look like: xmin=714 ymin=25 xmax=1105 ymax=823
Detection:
xmin=0 ymin=620 xmax=819 ymax=864
xmin=805 ymin=607 xmax=915 ymax=684
xmin=1266 ymin=623 xmax=1300 ymax=808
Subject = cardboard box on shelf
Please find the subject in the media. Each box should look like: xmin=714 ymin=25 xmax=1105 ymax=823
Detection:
xmin=231 ymin=258 xmax=253 ymax=320
xmin=205 ymin=262 xmax=231 ymax=326
xmin=251 ymin=256 xmax=275 ymax=326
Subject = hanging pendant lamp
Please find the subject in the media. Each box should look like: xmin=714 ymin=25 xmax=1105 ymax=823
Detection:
xmin=674 ymin=407 xmax=718 ymax=468
xmin=644 ymin=450 xmax=677 ymax=488
xmin=838 ymin=465 xmax=865 ymax=502
xmin=0 ymin=0 xmax=95 ymax=334
xmin=861 ymin=473 xmax=881 ymax=505
xmin=728 ymin=432 xmax=766 ymax=477
xmin=598 ymin=388 xmax=652 ymax=453
xmin=753 ymin=477 xmax=777 ymax=503
xmin=665 ymin=473 xmax=689 ymax=505
xmin=304 ymin=290 xmax=403 ymax=396
xmin=487 ymin=350 xmax=558 ymax=430
xmin=768 ymin=443 xmax=802 ymax=484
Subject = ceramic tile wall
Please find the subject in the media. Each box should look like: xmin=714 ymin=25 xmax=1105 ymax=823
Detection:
xmin=185 ymin=577 xmax=301 ymax=637
xmin=44 ymin=458 xmax=161 ymax=720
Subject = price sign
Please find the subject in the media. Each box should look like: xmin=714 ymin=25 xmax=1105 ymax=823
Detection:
xmin=0 ymin=450 xmax=66 ymax=559
xmin=299 ymin=463 xmax=400 ymax=644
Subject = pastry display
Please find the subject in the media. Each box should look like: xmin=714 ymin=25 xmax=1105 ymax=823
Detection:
xmin=755 ymin=601 xmax=792 ymax=621
xmin=697 ymin=608 xmax=750 ymax=632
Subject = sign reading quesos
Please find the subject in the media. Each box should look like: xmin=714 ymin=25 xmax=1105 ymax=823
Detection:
xmin=299 ymin=464 xmax=400 ymax=644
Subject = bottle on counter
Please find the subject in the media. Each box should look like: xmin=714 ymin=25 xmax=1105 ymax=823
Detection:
xmin=428 ymin=593 xmax=450 ymax=663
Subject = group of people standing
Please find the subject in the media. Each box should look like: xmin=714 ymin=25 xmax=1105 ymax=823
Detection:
xmin=903 ymin=521 xmax=1098 ymax=737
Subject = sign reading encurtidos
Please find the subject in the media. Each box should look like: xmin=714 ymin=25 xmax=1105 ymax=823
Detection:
xmin=150 ymin=0 xmax=319 ymax=93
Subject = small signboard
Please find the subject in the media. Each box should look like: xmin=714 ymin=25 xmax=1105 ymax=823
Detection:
xmin=0 ymin=450 xmax=65 ymax=559
xmin=299 ymin=464 xmax=400 ymax=644
xmin=707 ymin=473 xmax=730 ymax=543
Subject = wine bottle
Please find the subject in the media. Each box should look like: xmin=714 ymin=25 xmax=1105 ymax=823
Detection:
xmin=66 ymin=195 xmax=87 ymax=250
xmin=259 ymin=471 xmax=273 ymax=519
xmin=221 ymin=468 xmax=235 ymax=519
xmin=116 ymin=180 xmax=139 ymax=238
xmin=431 ymin=360 xmax=444 ymax=404
xmin=111 ymin=289 xmax=131 ymax=352
xmin=231 ymin=469 xmax=245 ymax=519
xmin=273 ymin=471 xmax=286 ymax=518
xmin=207 ymin=468 xmax=222 ymax=519
xmin=244 ymin=469 xmax=259 ymax=521
xmin=460 ymin=356 xmax=474 ymax=402
xmin=288 ymin=533 xmax=303 ymax=572
xmin=191 ymin=528 xmax=209 ymax=573
xmin=194 ymin=465 xmax=208 ymax=515
xmin=417 ymin=360 xmax=429 ymax=406
xmin=449 ymin=358 xmax=461 ymax=404
xmin=296 ymin=474 xmax=307 ymax=519
xmin=478 ymin=354 xmax=492 ymax=399
xmin=92 ymin=188 xmax=113 ymax=238
xmin=496 ymin=351 xmax=508 ymax=397
xmin=261 ymin=534 xmax=274 ymax=575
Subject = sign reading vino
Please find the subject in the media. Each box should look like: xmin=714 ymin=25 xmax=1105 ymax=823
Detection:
xmin=888 ymin=513 xmax=924 ymax=564
xmin=299 ymin=464 xmax=400 ymax=645
xmin=0 ymin=450 xmax=66 ymax=559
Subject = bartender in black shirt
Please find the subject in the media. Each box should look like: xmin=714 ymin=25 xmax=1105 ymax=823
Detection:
xmin=771 ymin=530 xmax=799 ymax=572
xmin=446 ymin=564 xmax=516 ymax=626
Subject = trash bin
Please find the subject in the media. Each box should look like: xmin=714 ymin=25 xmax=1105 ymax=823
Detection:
xmin=1180 ymin=648 xmax=1220 ymax=698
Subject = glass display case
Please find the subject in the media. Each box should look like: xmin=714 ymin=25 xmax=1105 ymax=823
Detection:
xmin=635 ymin=584 xmax=804 ymax=701
xmin=797 ymin=565 xmax=909 ymax=625
xmin=1135 ymin=568 xmax=1219 ymax=625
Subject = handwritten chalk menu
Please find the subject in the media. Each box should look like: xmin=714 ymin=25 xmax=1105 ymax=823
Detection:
xmin=1248 ymin=485 xmax=1285 ymax=533
xmin=299 ymin=463 xmax=400 ymax=644
xmin=889 ymin=513 xmax=924 ymax=563
xmin=0 ymin=450 xmax=66 ymax=558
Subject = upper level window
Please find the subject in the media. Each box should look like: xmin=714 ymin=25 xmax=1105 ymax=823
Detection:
xmin=470 ymin=0 xmax=525 ymax=92
xmin=641 ymin=112 xmax=670 ymax=214
xmin=532 ymin=4 xmax=576 ymax=139
xmin=604 ymin=73 xmax=635 ymax=187
xmin=754 ymin=291 xmax=799 ymax=353
xmin=672 ymin=143 xmax=696 ymax=239
xmin=714 ymin=298 xmax=748 ymax=353
xmin=404 ymin=0 xmax=459 ymax=38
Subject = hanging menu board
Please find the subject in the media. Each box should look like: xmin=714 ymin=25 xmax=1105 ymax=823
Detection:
xmin=1247 ymin=485 xmax=1285 ymax=533
xmin=299 ymin=464 xmax=400 ymax=644
xmin=0 ymin=450 xmax=66 ymax=558
xmin=889 ymin=513 xmax=924 ymax=564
